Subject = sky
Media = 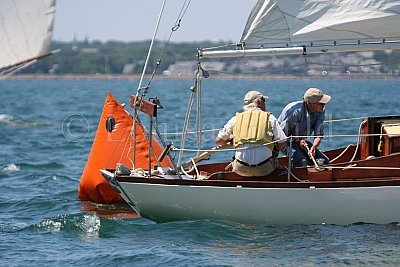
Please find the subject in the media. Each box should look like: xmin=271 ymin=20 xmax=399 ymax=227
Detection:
xmin=53 ymin=0 xmax=254 ymax=43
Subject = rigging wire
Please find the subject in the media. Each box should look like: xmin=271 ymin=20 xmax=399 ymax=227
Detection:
xmin=131 ymin=0 xmax=167 ymax=168
xmin=131 ymin=0 xmax=193 ymax=169
xmin=133 ymin=0 xmax=193 ymax=111
xmin=170 ymin=132 xmax=400 ymax=153
xmin=135 ymin=0 xmax=166 ymax=96
xmin=156 ymin=116 xmax=370 ymax=136
xmin=140 ymin=0 xmax=192 ymax=91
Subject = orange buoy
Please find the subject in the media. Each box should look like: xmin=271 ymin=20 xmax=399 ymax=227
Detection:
xmin=78 ymin=92 xmax=173 ymax=203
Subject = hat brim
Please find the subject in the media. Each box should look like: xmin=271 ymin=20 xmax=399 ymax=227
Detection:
xmin=319 ymin=94 xmax=331 ymax=104
xmin=243 ymin=95 xmax=269 ymax=105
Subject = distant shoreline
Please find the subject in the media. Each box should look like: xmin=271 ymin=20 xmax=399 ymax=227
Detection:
xmin=8 ymin=73 xmax=400 ymax=81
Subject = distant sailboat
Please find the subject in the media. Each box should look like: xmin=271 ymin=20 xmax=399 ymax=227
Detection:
xmin=0 ymin=0 xmax=57 ymax=78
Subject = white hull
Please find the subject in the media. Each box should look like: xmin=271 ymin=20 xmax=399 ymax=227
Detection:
xmin=102 ymin=171 xmax=400 ymax=225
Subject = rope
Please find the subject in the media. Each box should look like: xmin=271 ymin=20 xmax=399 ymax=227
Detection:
xmin=292 ymin=133 xmax=400 ymax=138
xmin=196 ymin=66 xmax=203 ymax=156
xmin=172 ymin=138 xmax=287 ymax=152
xmin=191 ymin=158 xmax=200 ymax=178
xmin=158 ymin=116 xmax=374 ymax=136
xmin=201 ymin=43 xmax=238 ymax=51
xmin=349 ymin=120 xmax=365 ymax=162
xmin=162 ymin=128 xmax=220 ymax=136
xmin=180 ymin=165 xmax=194 ymax=179
xmin=170 ymin=130 xmax=400 ymax=153
xmin=325 ymin=117 xmax=366 ymax=123
xmin=329 ymin=145 xmax=352 ymax=163
xmin=325 ymin=120 xmax=366 ymax=164
xmin=177 ymin=73 xmax=199 ymax=166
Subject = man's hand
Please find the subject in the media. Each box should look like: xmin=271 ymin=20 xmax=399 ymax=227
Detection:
xmin=308 ymin=146 xmax=316 ymax=157
xmin=299 ymin=140 xmax=308 ymax=150
xmin=215 ymin=136 xmax=232 ymax=145
xmin=300 ymin=140 xmax=316 ymax=157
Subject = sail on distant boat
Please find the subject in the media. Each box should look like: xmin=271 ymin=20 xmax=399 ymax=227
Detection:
xmin=0 ymin=0 xmax=56 ymax=78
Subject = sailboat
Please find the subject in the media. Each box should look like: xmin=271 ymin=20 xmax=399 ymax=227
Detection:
xmin=87 ymin=0 xmax=400 ymax=225
xmin=0 ymin=0 xmax=57 ymax=79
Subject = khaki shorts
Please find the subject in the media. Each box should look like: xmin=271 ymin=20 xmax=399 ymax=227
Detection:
xmin=231 ymin=157 xmax=277 ymax=177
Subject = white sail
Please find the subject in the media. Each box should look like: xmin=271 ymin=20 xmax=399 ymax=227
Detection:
xmin=200 ymin=0 xmax=400 ymax=58
xmin=0 ymin=0 xmax=56 ymax=71
xmin=242 ymin=0 xmax=400 ymax=47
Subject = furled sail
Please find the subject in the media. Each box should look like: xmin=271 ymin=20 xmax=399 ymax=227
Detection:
xmin=200 ymin=0 xmax=400 ymax=58
xmin=0 ymin=0 xmax=56 ymax=73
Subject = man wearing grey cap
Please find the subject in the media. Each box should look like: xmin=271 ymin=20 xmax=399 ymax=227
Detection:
xmin=278 ymin=87 xmax=330 ymax=167
xmin=216 ymin=90 xmax=287 ymax=177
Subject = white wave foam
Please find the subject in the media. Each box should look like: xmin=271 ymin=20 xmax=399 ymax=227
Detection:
xmin=0 ymin=114 xmax=13 ymax=123
xmin=79 ymin=214 xmax=101 ymax=237
xmin=40 ymin=219 xmax=62 ymax=232
xmin=2 ymin=163 xmax=20 ymax=172
xmin=0 ymin=114 xmax=48 ymax=127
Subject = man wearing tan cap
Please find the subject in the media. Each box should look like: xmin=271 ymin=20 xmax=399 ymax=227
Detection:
xmin=216 ymin=90 xmax=287 ymax=177
xmin=278 ymin=87 xmax=330 ymax=167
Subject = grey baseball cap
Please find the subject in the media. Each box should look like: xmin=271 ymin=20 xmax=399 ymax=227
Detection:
xmin=243 ymin=90 xmax=269 ymax=105
xmin=303 ymin=87 xmax=331 ymax=104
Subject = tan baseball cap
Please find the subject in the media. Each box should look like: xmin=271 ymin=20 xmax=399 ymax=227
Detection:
xmin=243 ymin=90 xmax=269 ymax=105
xmin=303 ymin=87 xmax=331 ymax=104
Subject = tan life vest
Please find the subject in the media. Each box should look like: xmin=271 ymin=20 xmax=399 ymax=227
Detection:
xmin=233 ymin=109 xmax=275 ymax=151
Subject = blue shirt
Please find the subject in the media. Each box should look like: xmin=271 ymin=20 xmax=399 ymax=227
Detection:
xmin=277 ymin=101 xmax=325 ymax=140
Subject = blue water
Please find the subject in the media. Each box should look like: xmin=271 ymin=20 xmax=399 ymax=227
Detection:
xmin=1 ymin=78 xmax=400 ymax=266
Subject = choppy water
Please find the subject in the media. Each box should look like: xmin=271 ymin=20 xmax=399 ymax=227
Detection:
xmin=1 ymin=78 xmax=400 ymax=266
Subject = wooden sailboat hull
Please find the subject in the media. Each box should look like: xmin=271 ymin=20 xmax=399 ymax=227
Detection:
xmin=98 ymin=114 xmax=400 ymax=224
xmin=100 ymin=169 xmax=400 ymax=225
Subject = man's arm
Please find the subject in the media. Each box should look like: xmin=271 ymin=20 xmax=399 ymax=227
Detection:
xmin=308 ymin=111 xmax=325 ymax=156
xmin=277 ymin=102 xmax=300 ymax=138
xmin=215 ymin=136 xmax=231 ymax=145
xmin=216 ymin=116 xmax=235 ymax=145
xmin=276 ymin=142 xmax=286 ymax=151
xmin=270 ymin=114 xmax=288 ymax=152
xmin=308 ymin=136 xmax=322 ymax=157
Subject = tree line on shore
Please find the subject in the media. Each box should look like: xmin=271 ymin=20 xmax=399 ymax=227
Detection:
xmin=22 ymin=40 xmax=400 ymax=75
xmin=24 ymin=40 xmax=218 ymax=75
